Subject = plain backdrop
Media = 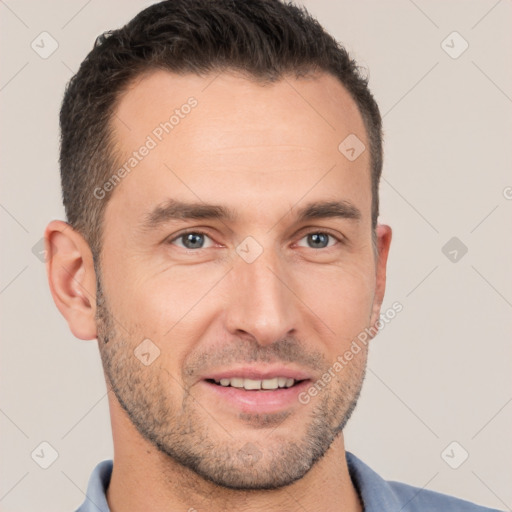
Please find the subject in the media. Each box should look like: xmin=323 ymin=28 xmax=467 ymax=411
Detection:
xmin=1 ymin=1 xmax=511 ymax=511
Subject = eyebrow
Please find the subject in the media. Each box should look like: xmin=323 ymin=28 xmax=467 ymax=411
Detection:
xmin=139 ymin=198 xmax=361 ymax=231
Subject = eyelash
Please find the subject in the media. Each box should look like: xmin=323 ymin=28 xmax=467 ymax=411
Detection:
xmin=167 ymin=229 xmax=344 ymax=250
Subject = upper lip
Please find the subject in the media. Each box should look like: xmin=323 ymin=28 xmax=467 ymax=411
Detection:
xmin=202 ymin=366 xmax=312 ymax=382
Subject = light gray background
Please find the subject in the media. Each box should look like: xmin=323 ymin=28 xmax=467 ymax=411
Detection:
xmin=1 ymin=1 xmax=511 ymax=511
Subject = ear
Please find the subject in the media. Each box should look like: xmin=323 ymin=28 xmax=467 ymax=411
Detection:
xmin=44 ymin=220 xmax=98 ymax=340
xmin=369 ymin=224 xmax=392 ymax=335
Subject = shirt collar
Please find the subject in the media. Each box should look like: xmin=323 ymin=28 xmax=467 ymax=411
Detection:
xmin=78 ymin=452 xmax=402 ymax=512
xmin=346 ymin=451 xmax=403 ymax=511
xmin=77 ymin=458 xmax=112 ymax=512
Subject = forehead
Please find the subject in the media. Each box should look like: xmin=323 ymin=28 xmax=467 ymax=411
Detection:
xmin=106 ymin=69 xmax=371 ymax=227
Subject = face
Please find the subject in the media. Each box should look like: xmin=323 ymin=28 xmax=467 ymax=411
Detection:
xmin=95 ymin=70 xmax=389 ymax=489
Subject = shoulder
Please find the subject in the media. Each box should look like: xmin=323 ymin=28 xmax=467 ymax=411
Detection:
xmin=386 ymin=479 xmax=501 ymax=512
xmin=345 ymin=451 xmax=503 ymax=512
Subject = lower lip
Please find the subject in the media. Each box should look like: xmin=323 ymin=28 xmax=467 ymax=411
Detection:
xmin=201 ymin=380 xmax=311 ymax=414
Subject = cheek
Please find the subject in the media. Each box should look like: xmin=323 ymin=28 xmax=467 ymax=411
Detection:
xmin=103 ymin=254 xmax=221 ymax=327
xmin=141 ymin=266 xmax=228 ymax=323
xmin=295 ymin=262 xmax=376 ymax=339
xmin=109 ymin=267 xmax=226 ymax=369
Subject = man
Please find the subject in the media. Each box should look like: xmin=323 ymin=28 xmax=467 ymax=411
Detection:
xmin=44 ymin=1 xmax=501 ymax=511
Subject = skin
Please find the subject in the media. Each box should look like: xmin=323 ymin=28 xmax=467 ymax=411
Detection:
xmin=46 ymin=70 xmax=392 ymax=512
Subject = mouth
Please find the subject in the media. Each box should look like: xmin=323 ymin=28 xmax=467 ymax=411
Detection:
xmin=200 ymin=370 xmax=312 ymax=414
xmin=205 ymin=377 xmax=306 ymax=391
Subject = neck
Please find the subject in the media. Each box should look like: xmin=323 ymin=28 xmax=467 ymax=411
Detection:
xmin=106 ymin=400 xmax=362 ymax=512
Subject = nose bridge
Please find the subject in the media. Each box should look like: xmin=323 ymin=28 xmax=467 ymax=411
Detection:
xmin=224 ymin=241 xmax=298 ymax=345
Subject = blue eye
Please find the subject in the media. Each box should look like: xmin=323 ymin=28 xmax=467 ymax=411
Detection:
xmin=297 ymin=232 xmax=338 ymax=249
xmin=168 ymin=230 xmax=341 ymax=251
xmin=170 ymin=231 xmax=214 ymax=250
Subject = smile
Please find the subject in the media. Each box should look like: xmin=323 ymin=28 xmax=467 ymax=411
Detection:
xmin=207 ymin=377 xmax=303 ymax=390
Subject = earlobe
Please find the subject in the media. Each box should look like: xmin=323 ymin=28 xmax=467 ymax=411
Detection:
xmin=369 ymin=224 xmax=392 ymax=336
xmin=44 ymin=220 xmax=98 ymax=340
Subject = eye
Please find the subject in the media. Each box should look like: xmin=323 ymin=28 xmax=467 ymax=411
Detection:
xmin=296 ymin=231 xmax=341 ymax=249
xmin=168 ymin=231 xmax=215 ymax=250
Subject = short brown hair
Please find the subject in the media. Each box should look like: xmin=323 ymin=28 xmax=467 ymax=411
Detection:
xmin=59 ymin=0 xmax=383 ymax=262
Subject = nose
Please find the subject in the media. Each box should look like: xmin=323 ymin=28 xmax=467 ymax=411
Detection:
xmin=223 ymin=246 xmax=300 ymax=346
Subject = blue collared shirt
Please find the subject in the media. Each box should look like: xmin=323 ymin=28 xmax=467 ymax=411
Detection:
xmin=75 ymin=452 xmax=503 ymax=511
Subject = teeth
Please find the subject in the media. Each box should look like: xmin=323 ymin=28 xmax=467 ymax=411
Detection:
xmin=230 ymin=377 xmax=244 ymax=388
xmin=213 ymin=377 xmax=297 ymax=390
xmin=261 ymin=377 xmax=278 ymax=390
xmin=244 ymin=378 xmax=261 ymax=390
